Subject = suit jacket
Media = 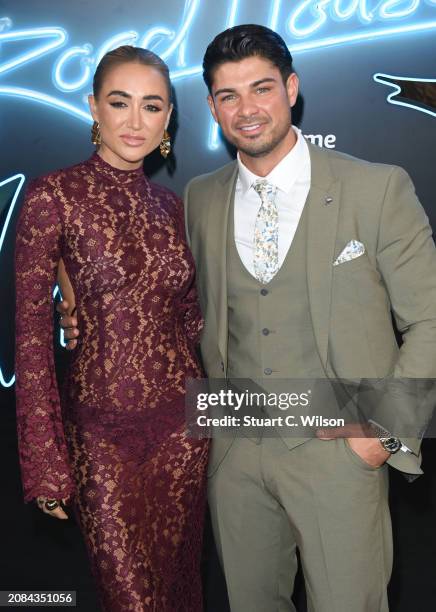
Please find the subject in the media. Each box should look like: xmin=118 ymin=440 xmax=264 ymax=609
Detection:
xmin=184 ymin=142 xmax=436 ymax=476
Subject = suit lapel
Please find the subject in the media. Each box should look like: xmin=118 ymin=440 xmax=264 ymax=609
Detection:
xmin=206 ymin=162 xmax=238 ymax=371
xmin=305 ymin=143 xmax=341 ymax=368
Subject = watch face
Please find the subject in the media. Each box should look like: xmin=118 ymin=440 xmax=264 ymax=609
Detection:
xmin=381 ymin=437 xmax=401 ymax=454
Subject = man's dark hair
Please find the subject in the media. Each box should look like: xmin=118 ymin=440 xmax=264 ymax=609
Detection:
xmin=203 ymin=24 xmax=294 ymax=93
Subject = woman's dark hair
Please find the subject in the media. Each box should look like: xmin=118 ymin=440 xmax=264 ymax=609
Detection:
xmin=93 ymin=45 xmax=171 ymax=102
xmin=203 ymin=24 xmax=294 ymax=93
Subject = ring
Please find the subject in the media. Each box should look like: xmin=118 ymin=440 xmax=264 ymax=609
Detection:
xmin=45 ymin=499 xmax=59 ymax=511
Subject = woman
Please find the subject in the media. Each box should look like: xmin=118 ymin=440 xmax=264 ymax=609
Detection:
xmin=15 ymin=46 xmax=208 ymax=611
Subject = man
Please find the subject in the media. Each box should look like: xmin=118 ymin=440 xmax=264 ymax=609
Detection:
xmin=60 ymin=25 xmax=436 ymax=612
xmin=183 ymin=24 xmax=436 ymax=611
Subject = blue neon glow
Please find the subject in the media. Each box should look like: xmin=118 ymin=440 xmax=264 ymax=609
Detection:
xmin=158 ymin=0 xmax=200 ymax=61
xmin=0 ymin=369 xmax=14 ymax=388
xmin=331 ymin=0 xmax=361 ymax=22
xmin=287 ymin=0 xmax=435 ymax=37
xmin=95 ymin=31 xmax=139 ymax=67
xmin=0 ymin=173 xmax=26 ymax=388
xmin=141 ymin=27 xmax=174 ymax=53
xmin=343 ymin=0 xmax=372 ymax=24
xmin=0 ymin=174 xmax=25 ymax=273
xmin=177 ymin=0 xmax=198 ymax=67
xmin=289 ymin=0 xmax=330 ymax=38
xmin=140 ymin=0 xmax=201 ymax=61
xmin=379 ymin=0 xmax=420 ymax=19
xmin=0 ymin=17 xmax=12 ymax=32
xmin=177 ymin=37 xmax=187 ymax=68
xmin=53 ymin=45 xmax=93 ymax=92
xmin=227 ymin=0 xmax=240 ymax=27
xmin=0 ymin=4 xmax=435 ymax=141
xmin=268 ymin=0 xmax=282 ymax=30
xmin=0 ymin=26 xmax=67 ymax=76
xmin=373 ymin=72 xmax=436 ymax=118
xmin=287 ymin=19 xmax=436 ymax=52
xmin=0 ymin=87 xmax=93 ymax=123
xmin=0 ymin=178 xmax=70 ymax=389
xmin=208 ymin=120 xmax=221 ymax=152
xmin=170 ymin=65 xmax=202 ymax=81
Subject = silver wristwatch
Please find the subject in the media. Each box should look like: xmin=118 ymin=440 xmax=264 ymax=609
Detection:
xmin=368 ymin=420 xmax=402 ymax=454
xmin=379 ymin=436 xmax=402 ymax=454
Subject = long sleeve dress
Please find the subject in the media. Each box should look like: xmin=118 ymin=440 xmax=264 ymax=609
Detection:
xmin=15 ymin=152 xmax=209 ymax=612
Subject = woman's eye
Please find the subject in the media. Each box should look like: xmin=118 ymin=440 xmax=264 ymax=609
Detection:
xmin=108 ymin=101 xmax=162 ymax=112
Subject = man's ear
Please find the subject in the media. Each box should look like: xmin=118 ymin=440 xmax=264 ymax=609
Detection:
xmin=286 ymin=73 xmax=299 ymax=108
xmin=207 ymin=94 xmax=218 ymax=123
xmin=88 ymin=94 xmax=99 ymax=122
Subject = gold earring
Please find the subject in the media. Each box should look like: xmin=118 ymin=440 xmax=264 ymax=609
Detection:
xmin=159 ymin=129 xmax=171 ymax=158
xmin=91 ymin=121 xmax=101 ymax=146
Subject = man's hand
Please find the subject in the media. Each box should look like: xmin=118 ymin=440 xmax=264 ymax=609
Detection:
xmin=56 ymin=300 xmax=79 ymax=350
xmin=317 ymin=423 xmax=390 ymax=469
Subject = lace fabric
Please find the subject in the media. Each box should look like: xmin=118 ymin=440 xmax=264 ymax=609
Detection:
xmin=15 ymin=153 xmax=209 ymax=611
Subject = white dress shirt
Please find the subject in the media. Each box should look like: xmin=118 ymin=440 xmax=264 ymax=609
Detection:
xmin=234 ymin=127 xmax=311 ymax=276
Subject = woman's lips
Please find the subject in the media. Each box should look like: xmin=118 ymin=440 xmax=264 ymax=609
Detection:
xmin=120 ymin=135 xmax=146 ymax=147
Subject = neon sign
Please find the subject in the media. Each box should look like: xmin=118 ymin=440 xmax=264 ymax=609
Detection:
xmin=0 ymin=172 xmax=67 ymax=389
xmin=0 ymin=0 xmax=435 ymax=150
xmin=373 ymin=72 xmax=436 ymax=118
xmin=287 ymin=0 xmax=433 ymax=39
xmin=0 ymin=173 xmax=25 ymax=388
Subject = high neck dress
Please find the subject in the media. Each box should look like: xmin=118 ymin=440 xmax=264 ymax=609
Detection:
xmin=15 ymin=152 xmax=209 ymax=611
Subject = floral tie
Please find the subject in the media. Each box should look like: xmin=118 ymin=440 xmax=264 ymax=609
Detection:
xmin=253 ymin=179 xmax=279 ymax=284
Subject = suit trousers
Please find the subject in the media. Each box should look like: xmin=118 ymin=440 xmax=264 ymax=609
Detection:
xmin=208 ymin=436 xmax=392 ymax=612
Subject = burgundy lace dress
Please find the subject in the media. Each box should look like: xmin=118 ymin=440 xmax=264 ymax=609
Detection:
xmin=15 ymin=153 xmax=209 ymax=611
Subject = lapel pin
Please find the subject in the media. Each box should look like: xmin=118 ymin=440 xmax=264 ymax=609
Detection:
xmin=324 ymin=196 xmax=333 ymax=205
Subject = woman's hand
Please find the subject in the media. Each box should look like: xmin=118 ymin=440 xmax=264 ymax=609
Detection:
xmin=36 ymin=497 xmax=69 ymax=520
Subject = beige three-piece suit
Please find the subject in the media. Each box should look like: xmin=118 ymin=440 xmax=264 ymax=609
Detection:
xmin=184 ymin=142 xmax=436 ymax=611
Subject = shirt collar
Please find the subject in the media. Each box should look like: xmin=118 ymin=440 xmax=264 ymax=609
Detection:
xmin=237 ymin=126 xmax=309 ymax=196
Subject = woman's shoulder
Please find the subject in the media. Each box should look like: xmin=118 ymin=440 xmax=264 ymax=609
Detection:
xmin=29 ymin=162 xmax=86 ymax=189
xmin=26 ymin=159 xmax=90 ymax=199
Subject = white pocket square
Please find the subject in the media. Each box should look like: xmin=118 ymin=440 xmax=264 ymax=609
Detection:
xmin=333 ymin=240 xmax=365 ymax=266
